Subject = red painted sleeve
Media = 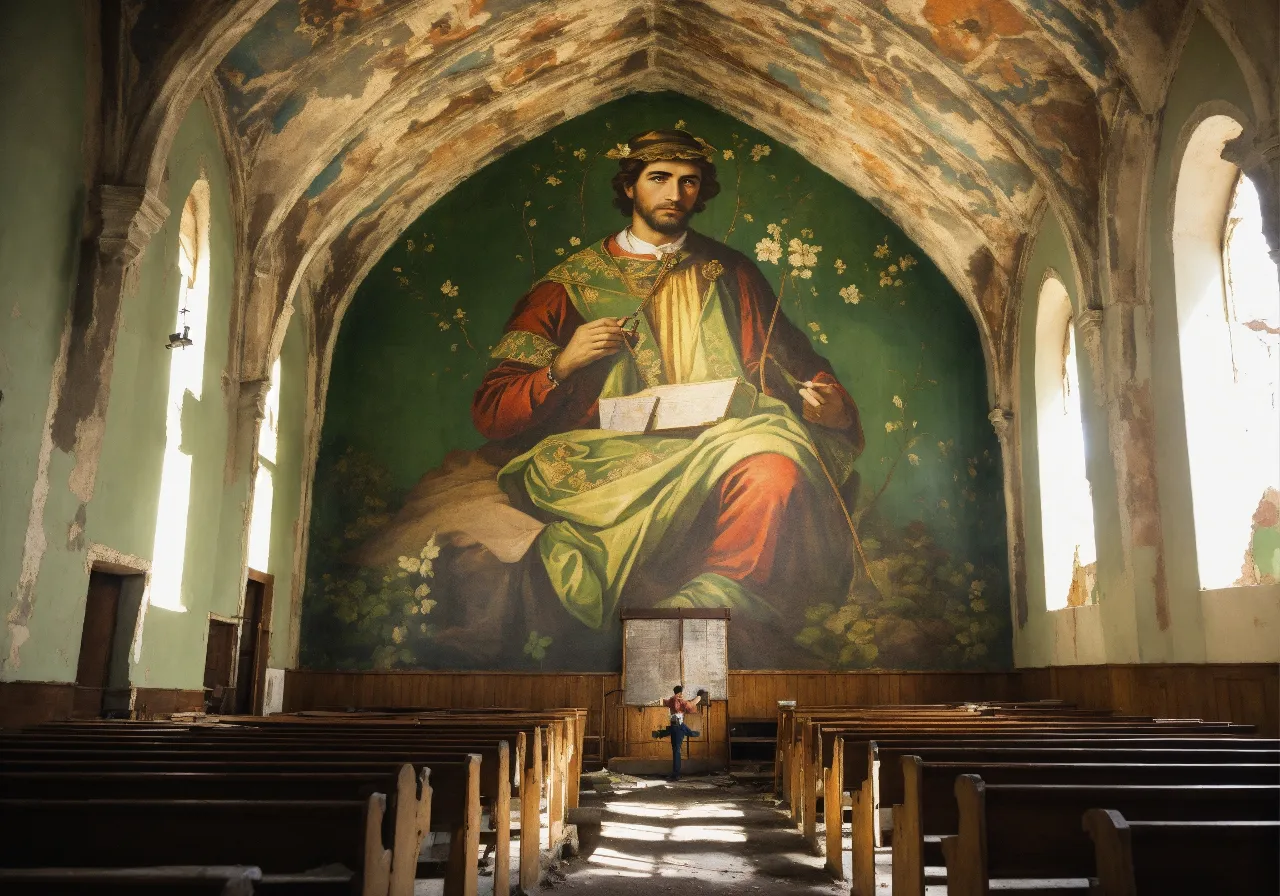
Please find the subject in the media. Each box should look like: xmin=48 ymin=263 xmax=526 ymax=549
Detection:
xmin=472 ymin=280 xmax=592 ymax=442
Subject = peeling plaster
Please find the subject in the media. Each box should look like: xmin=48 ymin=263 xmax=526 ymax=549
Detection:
xmin=66 ymin=504 xmax=88 ymax=552
xmin=78 ymin=0 xmax=1276 ymax=676
xmin=6 ymin=308 xmax=72 ymax=674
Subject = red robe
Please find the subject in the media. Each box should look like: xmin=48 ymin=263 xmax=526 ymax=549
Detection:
xmin=472 ymin=231 xmax=863 ymax=597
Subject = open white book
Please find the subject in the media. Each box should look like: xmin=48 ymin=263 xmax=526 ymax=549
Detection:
xmin=598 ymin=377 xmax=757 ymax=433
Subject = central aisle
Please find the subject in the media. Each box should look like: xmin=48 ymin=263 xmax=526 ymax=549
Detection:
xmin=546 ymin=774 xmax=849 ymax=894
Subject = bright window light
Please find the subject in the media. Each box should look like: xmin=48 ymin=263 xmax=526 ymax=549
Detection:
xmin=1034 ymin=277 xmax=1098 ymax=610
xmin=247 ymin=357 xmax=282 ymax=572
xmin=1173 ymin=116 xmax=1280 ymax=588
xmin=148 ymin=183 xmax=210 ymax=611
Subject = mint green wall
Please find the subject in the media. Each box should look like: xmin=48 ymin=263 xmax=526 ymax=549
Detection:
xmin=267 ymin=315 xmax=307 ymax=667
xmin=1147 ymin=14 xmax=1268 ymax=661
xmin=305 ymin=93 xmax=1009 ymax=673
xmin=0 ymin=84 xmax=251 ymax=690
xmin=1015 ymin=211 xmax=1133 ymax=665
xmin=1016 ymin=212 xmax=1076 ymax=627
xmin=94 ymin=97 xmax=241 ymax=689
xmin=1015 ymin=14 xmax=1275 ymax=668
xmin=0 ymin=5 xmax=87 ymax=682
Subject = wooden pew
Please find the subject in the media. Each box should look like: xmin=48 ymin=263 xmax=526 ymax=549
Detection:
xmin=780 ymin=704 xmax=1248 ymax=812
xmin=891 ymin=756 xmax=1280 ymax=896
xmin=0 ymin=796 xmax=393 ymax=895
xmin=940 ymin=777 xmax=1280 ymax=896
xmin=827 ymin=732 xmax=1275 ymax=890
xmin=2 ymin=724 xmax=528 ymax=894
xmin=0 ymin=762 xmax=442 ymax=896
xmin=1 ymin=740 xmax=508 ymax=896
xmin=0 ymin=865 xmax=264 ymax=895
xmin=828 ymin=730 xmax=1274 ymax=894
xmin=233 ymin=709 xmax=583 ymax=817
xmin=7 ymin=710 xmax=580 ymax=894
xmin=1083 ymin=808 xmax=1280 ymax=895
xmin=804 ymin=717 xmax=1251 ymax=843
xmin=0 ymin=749 xmax=489 ymax=896
xmin=205 ymin=713 xmax=565 ymax=862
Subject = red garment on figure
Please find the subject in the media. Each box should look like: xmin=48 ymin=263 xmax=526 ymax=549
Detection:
xmin=662 ymin=695 xmax=698 ymax=716
xmin=471 ymin=230 xmax=863 ymax=594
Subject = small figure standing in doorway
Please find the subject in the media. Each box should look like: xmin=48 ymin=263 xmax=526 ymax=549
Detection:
xmin=652 ymin=685 xmax=705 ymax=780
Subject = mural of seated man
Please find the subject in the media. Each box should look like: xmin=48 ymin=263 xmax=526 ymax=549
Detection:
xmin=351 ymin=129 xmax=864 ymax=668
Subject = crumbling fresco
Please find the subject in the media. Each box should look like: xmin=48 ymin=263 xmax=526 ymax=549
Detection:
xmin=196 ymin=0 xmax=1170 ymax=399
xmin=299 ymin=95 xmax=1011 ymax=673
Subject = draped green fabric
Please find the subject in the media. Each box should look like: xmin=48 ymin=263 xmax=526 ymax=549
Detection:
xmin=497 ymin=241 xmax=852 ymax=628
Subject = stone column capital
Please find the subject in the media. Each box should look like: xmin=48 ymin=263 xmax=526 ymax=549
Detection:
xmin=1075 ymin=307 xmax=1107 ymax=407
xmin=96 ymin=185 xmax=169 ymax=268
xmin=1223 ymin=119 xmax=1280 ymax=265
xmin=238 ymin=377 xmax=272 ymax=428
xmin=1222 ymin=118 xmax=1280 ymax=170
xmin=988 ymin=408 xmax=1014 ymax=442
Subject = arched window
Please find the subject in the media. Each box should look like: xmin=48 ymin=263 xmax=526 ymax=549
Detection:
xmin=149 ymin=181 xmax=211 ymax=611
xmin=1035 ymin=276 xmax=1098 ymax=610
xmin=1173 ymin=117 xmax=1280 ymax=588
xmin=247 ymin=357 xmax=281 ymax=572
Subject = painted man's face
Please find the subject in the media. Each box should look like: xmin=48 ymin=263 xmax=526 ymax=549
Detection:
xmin=625 ymin=160 xmax=703 ymax=235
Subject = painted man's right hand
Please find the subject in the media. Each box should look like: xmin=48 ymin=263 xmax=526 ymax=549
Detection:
xmin=551 ymin=317 xmax=628 ymax=381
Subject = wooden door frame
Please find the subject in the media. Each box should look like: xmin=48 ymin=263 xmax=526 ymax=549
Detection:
xmin=244 ymin=569 xmax=275 ymax=715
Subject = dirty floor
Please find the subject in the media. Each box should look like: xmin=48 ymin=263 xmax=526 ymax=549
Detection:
xmin=540 ymin=773 xmax=848 ymax=894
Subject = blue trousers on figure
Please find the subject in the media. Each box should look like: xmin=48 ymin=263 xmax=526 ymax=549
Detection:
xmin=667 ymin=721 xmax=698 ymax=778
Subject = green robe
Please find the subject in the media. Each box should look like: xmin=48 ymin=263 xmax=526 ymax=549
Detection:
xmin=496 ymin=240 xmax=854 ymax=628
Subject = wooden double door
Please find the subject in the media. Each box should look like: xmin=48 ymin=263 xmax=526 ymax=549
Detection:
xmin=73 ymin=571 xmax=138 ymax=718
xmin=203 ymin=571 xmax=274 ymax=715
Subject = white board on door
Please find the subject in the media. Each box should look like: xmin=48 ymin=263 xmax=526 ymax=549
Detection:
xmin=622 ymin=615 xmax=728 ymax=705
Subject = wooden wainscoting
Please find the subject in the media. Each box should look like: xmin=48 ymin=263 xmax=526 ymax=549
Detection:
xmin=1019 ymin=664 xmax=1279 ymax=736
xmin=0 ymin=681 xmax=76 ymax=729
xmin=132 ymin=688 xmax=205 ymax=719
xmin=283 ymin=665 xmax=1278 ymax=758
xmin=284 ymin=669 xmax=1027 ymax=767
xmin=284 ymin=670 xmax=623 ymax=758
xmin=725 ymin=670 xmax=1023 ymax=719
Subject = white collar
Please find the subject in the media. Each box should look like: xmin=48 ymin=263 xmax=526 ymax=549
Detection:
xmin=615 ymin=227 xmax=688 ymax=258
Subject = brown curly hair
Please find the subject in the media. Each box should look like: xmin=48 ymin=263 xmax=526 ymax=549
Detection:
xmin=611 ymin=156 xmax=722 ymax=217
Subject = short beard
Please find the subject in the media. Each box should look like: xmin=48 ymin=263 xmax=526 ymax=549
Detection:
xmin=637 ymin=203 xmax=691 ymax=236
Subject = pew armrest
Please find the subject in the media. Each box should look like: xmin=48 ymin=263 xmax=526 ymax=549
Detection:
xmin=1082 ymin=808 xmax=1136 ymax=896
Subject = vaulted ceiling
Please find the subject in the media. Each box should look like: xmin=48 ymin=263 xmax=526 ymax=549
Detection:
xmin=118 ymin=0 xmax=1275 ymax=395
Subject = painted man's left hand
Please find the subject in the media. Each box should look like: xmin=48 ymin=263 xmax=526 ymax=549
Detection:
xmin=799 ymin=381 xmax=853 ymax=430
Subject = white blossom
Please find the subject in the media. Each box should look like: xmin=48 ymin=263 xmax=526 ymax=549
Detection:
xmin=754 ymin=237 xmax=782 ymax=265
xmin=787 ymin=238 xmax=820 ymax=269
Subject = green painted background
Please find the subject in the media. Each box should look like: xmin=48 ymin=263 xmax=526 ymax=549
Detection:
xmin=304 ymin=92 xmax=1010 ymax=672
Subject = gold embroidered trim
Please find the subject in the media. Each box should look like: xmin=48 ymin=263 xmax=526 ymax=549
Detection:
xmin=537 ymin=439 xmax=679 ymax=494
xmin=701 ymin=259 xmax=725 ymax=281
xmin=490 ymin=330 xmax=560 ymax=368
